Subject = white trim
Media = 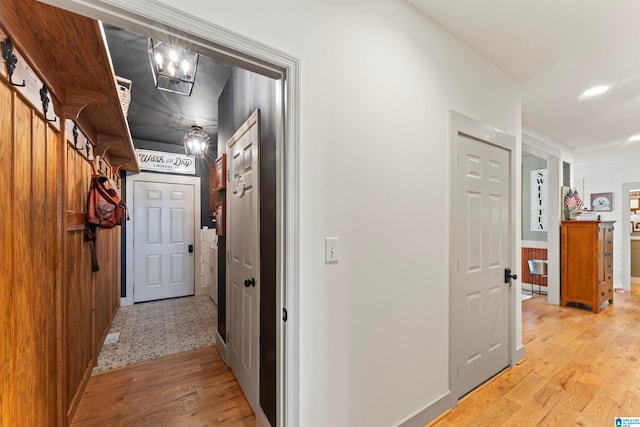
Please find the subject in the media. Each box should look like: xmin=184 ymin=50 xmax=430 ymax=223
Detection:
xmin=621 ymin=182 xmax=640 ymax=292
xmin=449 ymin=110 xmax=521 ymax=402
xmin=216 ymin=329 xmax=228 ymax=364
xmin=123 ymin=172 xmax=201 ymax=306
xmin=522 ymin=132 xmax=562 ymax=305
xmin=41 ymin=2 xmax=301 ymax=424
xmin=395 ymin=391 xmax=452 ymax=427
xmin=255 ymin=407 xmax=271 ymax=427
xmin=521 ymin=283 xmax=548 ymax=294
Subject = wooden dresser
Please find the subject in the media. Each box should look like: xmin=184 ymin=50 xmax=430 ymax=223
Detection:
xmin=561 ymin=220 xmax=614 ymax=313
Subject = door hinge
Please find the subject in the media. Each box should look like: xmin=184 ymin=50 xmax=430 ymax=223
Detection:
xmin=283 ymin=307 xmax=288 ymax=322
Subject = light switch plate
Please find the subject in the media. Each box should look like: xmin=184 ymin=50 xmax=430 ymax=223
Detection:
xmin=325 ymin=237 xmax=338 ymax=263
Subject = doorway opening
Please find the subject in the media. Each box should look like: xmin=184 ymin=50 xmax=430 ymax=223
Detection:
xmin=41 ymin=1 xmax=301 ymax=425
xmin=521 ymin=132 xmax=561 ymax=307
xmin=630 ymin=190 xmax=640 ymax=286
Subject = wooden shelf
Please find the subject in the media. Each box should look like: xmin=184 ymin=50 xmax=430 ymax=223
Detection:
xmin=0 ymin=0 xmax=139 ymax=171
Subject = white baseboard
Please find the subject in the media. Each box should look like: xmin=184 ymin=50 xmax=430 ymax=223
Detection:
xmin=395 ymin=391 xmax=452 ymax=427
xmin=215 ymin=330 xmax=228 ymax=364
xmin=521 ymin=283 xmax=547 ymax=293
xmin=255 ymin=406 xmax=271 ymax=427
xmin=515 ymin=344 xmax=526 ymax=365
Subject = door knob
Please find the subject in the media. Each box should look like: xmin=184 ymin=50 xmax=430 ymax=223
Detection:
xmin=504 ymin=267 xmax=518 ymax=284
xmin=244 ymin=277 xmax=256 ymax=287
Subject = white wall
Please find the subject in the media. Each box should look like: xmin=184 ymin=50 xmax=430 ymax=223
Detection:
xmin=156 ymin=0 xmax=522 ymax=425
xmin=574 ymin=142 xmax=640 ymax=290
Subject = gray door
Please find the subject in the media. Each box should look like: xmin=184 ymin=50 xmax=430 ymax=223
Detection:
xmin=451 ymin=122 xmax=512 ymax=398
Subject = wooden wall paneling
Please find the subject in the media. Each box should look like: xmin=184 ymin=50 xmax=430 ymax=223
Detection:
xmin=46 ymin=123 xmax=60 ymax=426
xmin=13 ymin=94 xmax=36 ymax=426
xmin=521 ymin=248 xmax=531 ymax=284
xmin=115 ymin=229 xmax=121 ymax=314
xmin=2 ymin=8 xmax=133 ymax=424
xmin=32 ymin=108 xmax=48 ymax=425
xmin=65 ymin=148 xmax=94 ymax=421
xmin=95 ymin=227 xmax=113 ymax=355
xmin=58 ymin=112 xmax=70 ymax=427
xmin=0 ymin=75 xmax=15 ymax=427
xmin=522 ymin=247 xmax=548 ymax=288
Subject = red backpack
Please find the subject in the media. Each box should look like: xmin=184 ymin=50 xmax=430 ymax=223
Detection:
xmin=86 ymin=174 xmax=128 ymax=271
xmin=86 ymin=175 xmax=126 ymax=228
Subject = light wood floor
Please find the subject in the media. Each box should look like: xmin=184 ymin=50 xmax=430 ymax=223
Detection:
xmin=71 ymin=346 xmax=256 ymax=426
xmin=73 ymin=288 xmax=640 ymax=426
xmin=432 ymin=287 xmax=640 ymax=426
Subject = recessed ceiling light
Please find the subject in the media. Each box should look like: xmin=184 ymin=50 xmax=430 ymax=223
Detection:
xmin=629 ymin=134 xmax=640 ymax=142
xmin=581 ymin=85 xmax=609 ymax=98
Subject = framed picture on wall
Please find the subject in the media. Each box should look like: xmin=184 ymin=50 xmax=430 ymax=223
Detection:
xmin=590 ymin=192 xmax=613 ymax=211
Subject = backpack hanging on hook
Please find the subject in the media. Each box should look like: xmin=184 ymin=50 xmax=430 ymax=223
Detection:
xmin=85 ymin=162 xmax=128 ymax=272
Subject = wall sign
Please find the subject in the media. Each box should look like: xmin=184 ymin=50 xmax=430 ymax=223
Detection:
xmin=531 ymin=169 xmax=547 ymax=231
xmin=136 ymin=149 xmax=196 ymax=175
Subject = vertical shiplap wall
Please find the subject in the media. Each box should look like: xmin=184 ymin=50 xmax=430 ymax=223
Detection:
xmin=574 ymin=143 xmax=640 ymax=289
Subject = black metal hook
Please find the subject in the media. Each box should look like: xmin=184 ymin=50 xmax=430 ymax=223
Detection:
xmin=72 ymin=123 xmax=79 ymax=150
xmin=85 ymin=141 xmax=91 ymax=159
xmin=1 ymin=38 xmax=26 ymax=87
xmin=39 ymin=85 xmax=56 ymax=122
xmin=98 ymin=157 xmax=103 ymax=173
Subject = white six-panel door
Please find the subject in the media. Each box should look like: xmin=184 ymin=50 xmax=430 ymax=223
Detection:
xmin=227 ymin=111 xmax=261 ymax=413
xmin=451 ymin=126 xmax=512 ymax=399
xmin=133 ymin=181 xmax=195 ymax=302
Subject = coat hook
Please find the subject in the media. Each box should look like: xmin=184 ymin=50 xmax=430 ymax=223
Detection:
xmin=72 ymin=123 xmax=79 ymax=150
xmin=1 ymin=38 xmax=26 ymax=87
xmin=86 ymin=142 xmax=91 ymax=159
xmin=39 ymin=85 xmax=56 ymax=122
xmin=98 ymin=157 xmax=103 ymax=173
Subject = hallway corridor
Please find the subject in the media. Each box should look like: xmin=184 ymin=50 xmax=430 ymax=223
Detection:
xmin=72 ymin=346 xmax=255 ymax=426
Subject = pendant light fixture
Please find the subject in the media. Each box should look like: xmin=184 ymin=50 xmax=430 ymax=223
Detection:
xmin=148 ymin=38 xmax=199 ymax=96
xmin=183 ymin=126 xmax=210 ymax=158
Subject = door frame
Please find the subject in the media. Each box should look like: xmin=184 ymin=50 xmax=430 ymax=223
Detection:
xmin=40 ymin=1 xmax=300 ymax=425
xmin=448 ymin=110 xmax=522 ymax=404
xmin=522 ymin=131 xmax=562 ymax=305
xmin=622 ymin=181 xmax=640 ymax=292
xmin=124 ymin=172 xmax=201 ymax=306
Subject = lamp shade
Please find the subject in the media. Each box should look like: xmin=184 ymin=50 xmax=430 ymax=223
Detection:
xmin=148 ymin=38 xmax=199 ymax=96
xmin=183 ymin=126 xmax=210 ymax=158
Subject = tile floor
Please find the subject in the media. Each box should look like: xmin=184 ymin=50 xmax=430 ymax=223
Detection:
xmin=93 ymin=295 xmax=217 ymax=373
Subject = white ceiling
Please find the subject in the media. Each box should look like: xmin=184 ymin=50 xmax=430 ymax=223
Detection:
xmin=407 ymin=0 xmax=640 ymax=150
